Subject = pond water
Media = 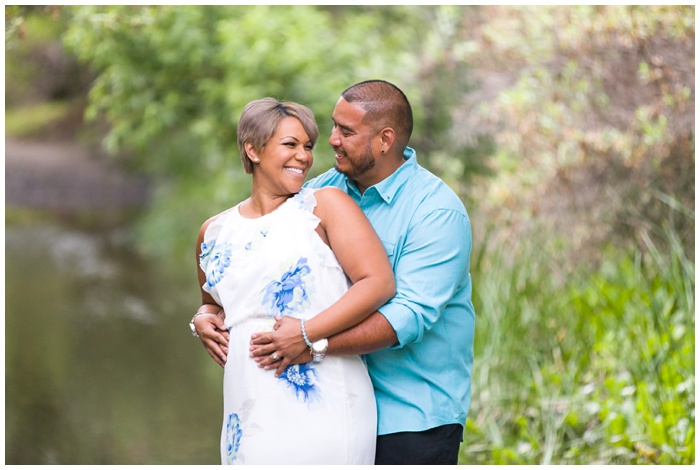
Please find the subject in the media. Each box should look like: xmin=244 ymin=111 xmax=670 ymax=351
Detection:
xmin=5 ymin=218 xmax=225 ymax=464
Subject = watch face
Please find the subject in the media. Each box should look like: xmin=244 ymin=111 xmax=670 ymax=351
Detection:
xmin=312 ymin=338 xmax=328 ymax=353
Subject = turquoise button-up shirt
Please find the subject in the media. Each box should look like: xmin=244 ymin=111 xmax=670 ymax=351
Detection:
xmin=306 ymin=147 xmax=475 ymax=436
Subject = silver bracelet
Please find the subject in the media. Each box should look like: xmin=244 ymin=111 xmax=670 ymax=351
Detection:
xmin=189 ymin=312 xmax=207 ymax=337
xmin=300 ymin=318 xmax=313 ymax=348
xmin=190 ymin=310 xmax=220 ymax=337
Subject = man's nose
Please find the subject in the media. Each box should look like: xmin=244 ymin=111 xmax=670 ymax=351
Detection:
xmin=329 ymin=127 xmax=341 ymax=147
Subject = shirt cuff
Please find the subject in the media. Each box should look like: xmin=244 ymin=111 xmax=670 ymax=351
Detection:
xmin=378 ymin=300 xmax=421 ymax=349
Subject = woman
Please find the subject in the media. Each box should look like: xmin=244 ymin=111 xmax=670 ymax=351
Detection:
xmin=193 ymin=98 xmax=395 ymax=464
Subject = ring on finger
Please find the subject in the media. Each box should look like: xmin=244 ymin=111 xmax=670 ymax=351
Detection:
xmin=271 ymin=351 xmax=280 ymax=361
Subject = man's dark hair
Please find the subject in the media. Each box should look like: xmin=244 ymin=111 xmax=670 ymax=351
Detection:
xmin=342 ymin=80 xmax=413 ymax=148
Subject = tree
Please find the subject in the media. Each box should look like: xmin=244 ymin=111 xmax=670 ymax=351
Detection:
xmin=62 ymin=5 xmax=432 ymax=258
xmin=453 ymin=6 xmax=694 ymax=263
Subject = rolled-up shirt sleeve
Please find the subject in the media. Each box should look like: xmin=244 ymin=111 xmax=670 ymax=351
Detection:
xmin=378 ymin=207 xmax=472 ymax=348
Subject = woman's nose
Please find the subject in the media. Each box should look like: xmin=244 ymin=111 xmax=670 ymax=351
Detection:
xmin=296 ymin=148 xmax=311 ymax=161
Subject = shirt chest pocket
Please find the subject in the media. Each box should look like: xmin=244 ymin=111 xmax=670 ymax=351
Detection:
xmin=380 ymin=239 xmax=397 ymax=270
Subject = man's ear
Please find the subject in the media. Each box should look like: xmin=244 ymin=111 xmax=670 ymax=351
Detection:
xmin=380 ymin=127 xmax=396 ymax=154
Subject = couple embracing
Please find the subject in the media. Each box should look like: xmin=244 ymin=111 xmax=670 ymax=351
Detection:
xmin=190 ymin=80 xmax=475 ymax=465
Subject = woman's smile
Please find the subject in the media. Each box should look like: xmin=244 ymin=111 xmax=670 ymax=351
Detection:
xmin=284 ymin=165 xmax=305 ymax=176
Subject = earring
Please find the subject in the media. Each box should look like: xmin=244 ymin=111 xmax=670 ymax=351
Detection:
xmin=252 ymin=158 xmax=259 ymax=163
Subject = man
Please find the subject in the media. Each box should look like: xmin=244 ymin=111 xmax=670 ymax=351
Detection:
xmin=193 ymin=80 xmax=475 ymax=464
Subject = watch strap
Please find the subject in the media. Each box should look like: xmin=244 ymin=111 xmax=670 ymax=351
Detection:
xmin=311 ymin=339 xmax=328 ymax=363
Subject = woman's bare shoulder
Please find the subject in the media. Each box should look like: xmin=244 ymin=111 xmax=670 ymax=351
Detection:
xmin=312 ymin=186 xmax=352 ymax=208
xmin=312 ymin=187 xmax=366 ymax=228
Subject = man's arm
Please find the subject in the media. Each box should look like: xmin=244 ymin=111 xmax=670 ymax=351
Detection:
xmin=253 ymin=207 xmax=470 ymax=365
xmin=251 ymin=311 xmax=397 ymax=368
xmin=378 ymin=208 xmax=471 ymax=348
xmin=327 ymin=311 xmax=397 ymax=356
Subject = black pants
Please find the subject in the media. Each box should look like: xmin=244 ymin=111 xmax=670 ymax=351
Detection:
xmin=375 ymin=424 xmax=463 ymax=465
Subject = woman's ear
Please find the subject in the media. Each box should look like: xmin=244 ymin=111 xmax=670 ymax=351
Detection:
xmin=244 ymin=142 xmax=260 ymax=163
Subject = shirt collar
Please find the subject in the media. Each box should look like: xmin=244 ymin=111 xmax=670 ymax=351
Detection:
xmin=345 ymin=147 xmax=417 ymax=204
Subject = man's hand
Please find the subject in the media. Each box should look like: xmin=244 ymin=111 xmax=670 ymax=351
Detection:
xmin=194 ymin=311 xmax=229 ymax=367
xmin=250 ymin=316 xmax=311 ymax=376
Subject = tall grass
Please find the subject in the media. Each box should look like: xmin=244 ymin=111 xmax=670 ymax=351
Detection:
xmin=460 ymin=222 xmax=694 ymax=464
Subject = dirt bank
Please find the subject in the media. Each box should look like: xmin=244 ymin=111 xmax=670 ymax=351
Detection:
xmin=5 ymin=138 xmax=150 ymax=210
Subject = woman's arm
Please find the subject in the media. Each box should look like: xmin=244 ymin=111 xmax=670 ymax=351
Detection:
xmin=193 ymin=214 xmax=230 ymax=367
xmin=306 ymin=187 xmax=395 ymax=340
xmin=251 ymin=187 xmax=395 ymax=375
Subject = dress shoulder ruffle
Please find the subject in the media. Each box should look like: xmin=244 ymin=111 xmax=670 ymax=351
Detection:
xmin=199 ymin=207 xmax=237 ymax=299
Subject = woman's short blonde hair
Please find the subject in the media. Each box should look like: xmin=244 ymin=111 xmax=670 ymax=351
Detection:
xmin=237 ymin=98 xmax=318 ymax=174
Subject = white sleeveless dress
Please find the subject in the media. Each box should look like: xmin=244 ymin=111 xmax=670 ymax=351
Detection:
xmin=200 ymin=188 xmax=377 ymax=465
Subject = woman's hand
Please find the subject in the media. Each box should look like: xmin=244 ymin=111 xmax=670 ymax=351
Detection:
xmin=195 ymin=311 xmax=229 ymax=367
xmin=250 ymin=316 xmax=310 ymax=376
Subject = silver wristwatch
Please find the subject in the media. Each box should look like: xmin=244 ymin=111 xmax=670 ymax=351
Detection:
xmin=189 ymin=312 xmax=206 ymax=337
xmin=311 ymin=338 xmax=329 ymax=363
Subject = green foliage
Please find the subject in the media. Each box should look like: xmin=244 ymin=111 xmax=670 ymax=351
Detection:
xmin=61 ymin=5 xmax=443 ymax=256
xmin=6 ymin=7 xmax=72 ymax=105
xmin=62 ymin=5 xmax=423 ymax=170
xmin=7 ymin=6 xmax=696 ymax=464
xmin=463 ymin=219 xmax=694 ymax=464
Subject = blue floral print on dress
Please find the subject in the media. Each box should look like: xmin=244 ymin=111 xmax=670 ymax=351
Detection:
xmin=201 ymin=241 xmax=233 ymax=288
xmin=225 ymin=412 xmax=243 ymax=464
xmin=278 ymin=363 xmax=320 ymax=403
xmin=261 ymin=257 xmax=312 ymax=316
xmin=200 ymin=241 xmax=214 ymax=263
xmin=244 ymin=229 xmax=269 ymax=252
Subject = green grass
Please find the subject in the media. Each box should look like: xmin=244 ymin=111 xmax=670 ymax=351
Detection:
xmin=5 ymin=101 xmax=73 ymax=138
xmin=460 ymin=225 xmax=694 ymax=464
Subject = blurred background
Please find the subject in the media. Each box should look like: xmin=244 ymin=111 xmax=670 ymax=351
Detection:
xmin=4 ymin=5 xmax=694 ymax=465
